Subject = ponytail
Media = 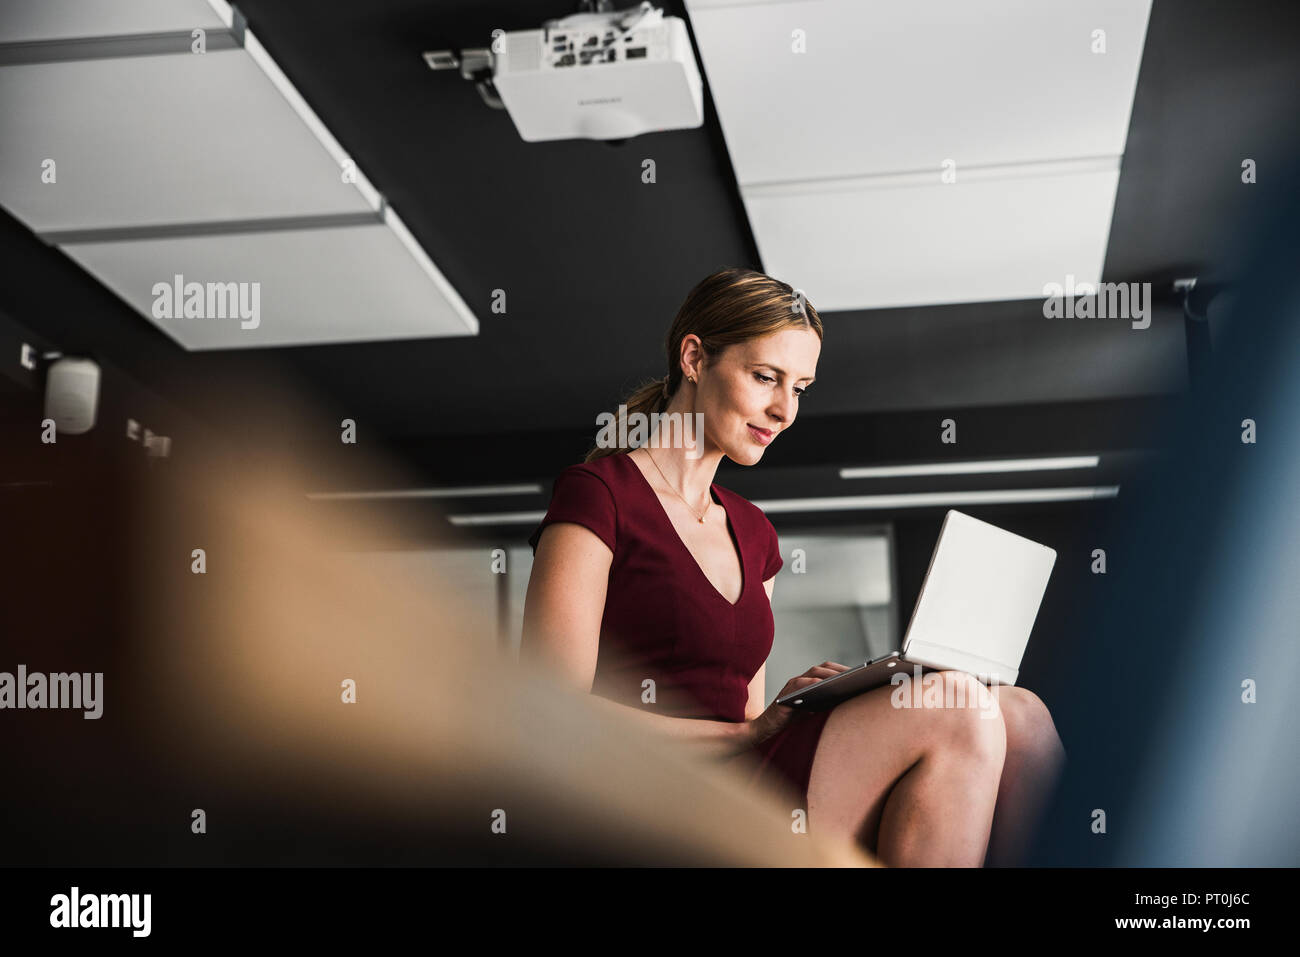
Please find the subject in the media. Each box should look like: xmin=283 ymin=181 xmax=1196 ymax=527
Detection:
xmin=583 ymin=376 xmax=671 ymax=462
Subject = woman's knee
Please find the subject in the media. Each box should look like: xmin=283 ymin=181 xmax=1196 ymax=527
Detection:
xmin=996 ymin=686 xmax=1065 ymax=765
xmin=832 ymin=670 xmax=1004 ymax=759
xmin=926 ymin=671 xmax=1005 ymax=759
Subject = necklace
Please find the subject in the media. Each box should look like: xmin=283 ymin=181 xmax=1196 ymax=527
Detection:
xmin=644 ymin=448 xmax=712 ymax=523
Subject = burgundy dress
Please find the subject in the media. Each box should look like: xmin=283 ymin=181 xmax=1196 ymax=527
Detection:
xmin=526 ymin=450 xmax=832 ymax=814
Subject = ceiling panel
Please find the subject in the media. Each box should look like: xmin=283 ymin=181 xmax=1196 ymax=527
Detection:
xmin=0 ymin=37 xmax=381 ymax=233
xmin=0 ymin=0 xmax=231 ymax=44
xmin=743 ymin=158 xmax=1120 ymax=310
xmin=61 ymin=209 xmax=479 ymax=350
xmin=685 ymin=0 xmax=1152 ymax=185
xmin=1 ymin=0 xmax=1292 ymax=439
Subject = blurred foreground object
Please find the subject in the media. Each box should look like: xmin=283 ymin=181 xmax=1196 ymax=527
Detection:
xmin=120 ymin=404 xmax=876 ymax=867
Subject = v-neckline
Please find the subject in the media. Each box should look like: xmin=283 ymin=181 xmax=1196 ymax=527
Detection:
xmin=623 ymin=450 xmax=746 ymax=607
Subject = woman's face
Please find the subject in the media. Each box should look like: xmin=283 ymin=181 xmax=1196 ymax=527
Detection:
xmin=694 ymin=327 xmax=820 ymax=465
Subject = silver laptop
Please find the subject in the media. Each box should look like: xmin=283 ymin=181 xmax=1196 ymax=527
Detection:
xmin=776 ymin=510 xmax=1057 ymax=711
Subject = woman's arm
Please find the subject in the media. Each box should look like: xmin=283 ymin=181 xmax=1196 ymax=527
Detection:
xmin=745 ymin=663 xmax=767 ymax=721
xmin=742 ymin=578 xmax=778 ymax=720
xmin=521 ymin=522 xmax=756 ymax=760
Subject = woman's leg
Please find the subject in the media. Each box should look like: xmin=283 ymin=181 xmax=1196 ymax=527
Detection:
xmin=805 ymin=670 xmax=1006 ymax=867
xmin=982 ymin=685 xmax=1067 ymax=867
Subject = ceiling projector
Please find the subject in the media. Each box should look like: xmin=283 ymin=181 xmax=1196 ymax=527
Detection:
xmin=491 ymin=2 xmax=703 ymax=143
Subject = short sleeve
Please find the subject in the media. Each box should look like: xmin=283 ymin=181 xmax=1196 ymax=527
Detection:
xmin=761 ymin=517 xmax=783 ymax=580
xmin=527 ymin=466 xmax=618 ymax=556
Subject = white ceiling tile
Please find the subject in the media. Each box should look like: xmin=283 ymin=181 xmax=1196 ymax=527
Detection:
xmin=0 ymin=0 xmax=231 ymax=43
xmin=744 ymin=159 xmax=1120 ymax=310
xmin=61 ymin=211 xmax=479 ymax=351
xmin=0 ymin=36 xmax=380 ymax=232
xmin=686 ymin=0 xmax=1152 ymax=184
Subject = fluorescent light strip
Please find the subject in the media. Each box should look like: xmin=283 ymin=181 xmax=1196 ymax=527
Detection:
xmin=308 ymin=483 xmax=542 ymax=501
xmin=446 ymin=485 xmax=1120 ymax=526
xmin=840 ymin=455 xmax=1100 ymax=480
xmin=755 ymin=486 xmax=1119 ymax=514
xmin=450 ymin=510 xmax=547 ymax=527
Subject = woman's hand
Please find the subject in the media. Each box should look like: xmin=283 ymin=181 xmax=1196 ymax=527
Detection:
xmin=746 ymin=661 xmax=851 ymax=746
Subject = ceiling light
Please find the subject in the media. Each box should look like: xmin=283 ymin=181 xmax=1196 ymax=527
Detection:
xmin=840 ymin=456 xmax=1100 ymax=479
xmin=446 ymin=485 xmax=1120 ymax=526
xmin=755 ymin=487 xmax=1120 ymax=513
xmin=308 ymin=484 xmax=542 ymax=501
xmin=449 ymin=511 xmax=548 ymax=527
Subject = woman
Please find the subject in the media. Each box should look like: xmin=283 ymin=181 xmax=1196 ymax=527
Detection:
xmin=521 ymin=267 xmax=1065 ymax=866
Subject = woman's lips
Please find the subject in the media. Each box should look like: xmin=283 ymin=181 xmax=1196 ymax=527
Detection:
xmin=748 ymin=425 xmax=773 ymax=446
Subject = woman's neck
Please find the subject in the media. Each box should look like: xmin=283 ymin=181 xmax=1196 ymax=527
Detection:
xmin=633 ymin=443 xmax=722 ymax=509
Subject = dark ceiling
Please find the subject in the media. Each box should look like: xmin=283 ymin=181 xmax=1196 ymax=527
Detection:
xmin=1 ymin=0 xmax=1298 ymax=498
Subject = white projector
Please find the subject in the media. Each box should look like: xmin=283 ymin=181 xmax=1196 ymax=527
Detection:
xmin=492 ymin=2 xmax=703 ymax=143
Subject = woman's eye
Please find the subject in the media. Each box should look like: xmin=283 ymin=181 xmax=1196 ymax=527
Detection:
xmin=756 ymin=371 xmax=806 ymax=396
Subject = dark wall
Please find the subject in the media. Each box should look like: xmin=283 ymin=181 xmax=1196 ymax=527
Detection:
xmin=894 ymin=500 xmax=1124 ymax=727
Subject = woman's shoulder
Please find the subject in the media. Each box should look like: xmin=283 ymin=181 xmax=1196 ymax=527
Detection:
xmin=549 ymin=452 xmax=628 ymax=493
xmin=528 ymin=454 xmax=629 ymax=555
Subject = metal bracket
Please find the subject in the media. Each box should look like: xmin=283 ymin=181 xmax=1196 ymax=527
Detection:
xmin=422 ymin=49 xmax=460 ymax=71
xmin=422 ymin=46 xmax=502 ymax=109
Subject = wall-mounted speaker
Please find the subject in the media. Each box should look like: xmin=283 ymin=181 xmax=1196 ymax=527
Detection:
xmin=44 ymin=356 xmax=100 ymax=435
